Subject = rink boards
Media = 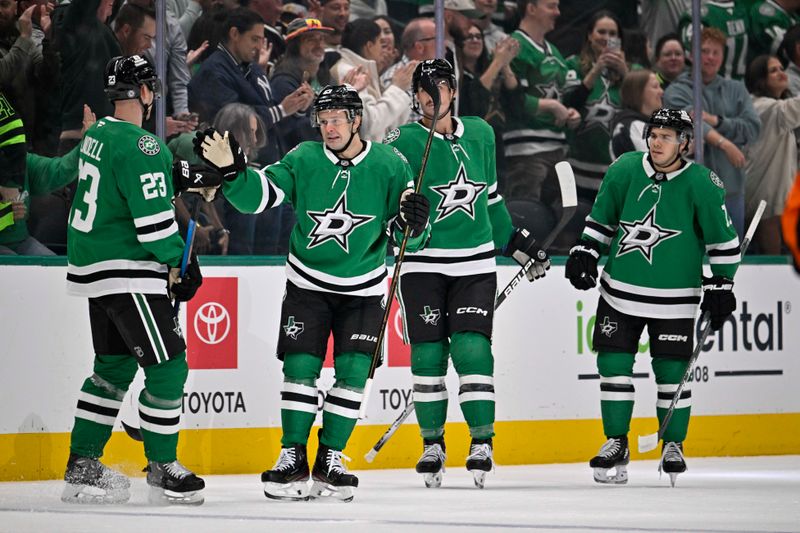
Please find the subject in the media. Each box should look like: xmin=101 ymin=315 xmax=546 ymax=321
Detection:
xmin=0 ymin=258 xmax=798 ymax=480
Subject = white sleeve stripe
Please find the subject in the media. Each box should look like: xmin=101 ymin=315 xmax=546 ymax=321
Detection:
xmin=137 ymin=223 xmax=179 ymax=243
xmin=134 ymin=210 xmax=175 ymax=228
xmin=584 ymin=227 xmax=611 ymax=245
xmin=709 ymin=255 xmax=741 ymax=264
xmin=706 ymin=236 xmax=740 ymax=251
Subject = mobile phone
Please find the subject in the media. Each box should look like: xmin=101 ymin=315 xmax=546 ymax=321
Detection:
xmin=606 ymin=37 xmax=621 ymax=51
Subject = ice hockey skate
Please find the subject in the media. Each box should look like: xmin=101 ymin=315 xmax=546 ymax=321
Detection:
xmin=261 ymin=444 xmax=310 ymax=501
xmin=465 ymin=438 xmax=493 ymax=489
xmin=415 ymin=438 xmax=446 ymax=488
xmin=309 ymin=444 xmax=358 ymax=502
xmin=590 ymin=436 xmax=630 ymax=484
xmin=659 ymin=441 xmax=687 ymax=487
xmin=61 ymin=454 xmax=131 ymax=504
xmin=146 ymin=460 xmax=205 ymax=505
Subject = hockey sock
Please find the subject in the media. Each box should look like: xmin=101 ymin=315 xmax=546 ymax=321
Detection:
xmin=70 ymin=354 xmax=138 ymax=458
xmin=140 ymin=354 xmax=188 ymax=463
xmin=597 ymin=351 xmax=636 ymax=438
xmin=653 ymin=356 xmax=691 ymax=442
xmin=450 ymin=332 xmax=495 ymax=439
xmin=281 ymin=352 xmax=323 ymax=447
xmin=320 ymin=351 xmax=370 ymax=450
xmin=411 ymin=340 xmax=449 ymax=440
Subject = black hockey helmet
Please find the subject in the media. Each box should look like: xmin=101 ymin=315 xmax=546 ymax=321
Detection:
xmin=104 ymin=55 xmax=162 ymax=102
xmin=412 ymin=58 xmax=457 ymax=95
xmin=644 ymin=108 xmax=693 ymax=143
xmin=312 ymin=84 xmax=363 ymax=126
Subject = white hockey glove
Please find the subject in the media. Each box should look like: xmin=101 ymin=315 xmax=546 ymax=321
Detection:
xmin=192 ymin=128 xmax=247 ymax=181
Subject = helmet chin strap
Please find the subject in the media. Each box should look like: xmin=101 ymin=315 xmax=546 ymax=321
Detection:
xmin=330 ymin=122 xmax=359 ymax=157
xmin=647 ymin=137 xmax=686 ymax=172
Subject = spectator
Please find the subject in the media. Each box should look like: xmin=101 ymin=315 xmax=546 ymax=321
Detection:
xmin=623 ymin=28 xmax=651 ymax=69
xmin=610 ymin=69 xmax=664 ymax=158
xmin=187 ymin=3 xmax=230 ymax=66
xmin=442 ymin=0 xmax=482 ymax=113
xmin=248 ymin=0 xmax=287 ymax=71
xmin=653 ymin=32 xmax=686 ymax=89
xmin=748 ymin=0 xmax=800 ymax=60
xmin=780 ymin=24 xmax=800 ymax=96
xmin=188 ymin=7 xmax=314 ymax=162
xmin=167 ymin=0 xmax=209 ymax=40
xmin=472 ymin=0 xmax=506 ymax=53
xmin=349 ymin=0 xmax=386 ymax=21
xmin=113 ymin=3 xmax=155 ymax=56
xmin=637 ymin=0 xmax=689 ymax=51
xmin=744 ymin=55 xmax=800 ymax=254
xmin=504 ymin=0 xmax=578 ymax=204
xmin=678 ymin=0 xmax=749 ymax=80
xmin=372 ymin=14 xmax=399 ymax=73
xmin=664 ymin=26 xmax=761 ymax=237
xmin=332 ymin=18 xmax=413 ymax=141
xmin=319 ymin=0 xmax=349 ymax=48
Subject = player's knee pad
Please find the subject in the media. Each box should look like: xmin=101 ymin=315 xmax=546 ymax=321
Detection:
xmin=411 ymin=340 xmax=449 ymax=376
xmin=142 ymin=354 xmax=188 ymax=401
xmin=449 ymin=331 xmax=493 ymax=376
xmin=283 ymin=352 xmax=323 ymax=386
xmin=92 ymin=354 xmax=139 ymax=391
xmin=332 ymin=351 xmax=371 ymax=390
xmin=652 ymin=356 xmax=688 ymax=384
xmin=597 ymin=351 xmax=636 ymax=377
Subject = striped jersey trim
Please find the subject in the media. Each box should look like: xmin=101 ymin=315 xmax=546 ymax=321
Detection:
xmin=599 ymin=271 xmax=701 ymax=319
xmin=487 ymin=182 xmax=502 ymax=205
xmin=134 ymin=210 xmax=179 ymax=243
xmin=75 ymin=391 xmax=122 ymax=427
xmin=657 ymin=383 xmax=692 ymax=409
xmin=401 ymin=242 xmax=497 ymax=276
xmin=132 ymin=293 xmax=168 ymax=364
xmin=285 ymin=255 xmax=387 ymax=297
xmin=255 ymin=169 xmax=286 ymax=214
xmin=503 ymin=128 xmax=566 ymax=157
xmin=67 ymin=259 xmax=168 ymax=297
xmin=583 ymin=216 xmax=616 ymax=246
xmin=706 ymin=236 xmax=741 ymax=265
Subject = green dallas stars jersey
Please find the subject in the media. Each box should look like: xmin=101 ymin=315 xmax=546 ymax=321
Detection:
xmin=564 ymin=56 xmax=622 ymax=192
xmin=581 ymin=151 xmax=740 ymax=319
xmin=505 ymin=30 xmax=575 ymax=157
xmin=67 ymin=117 xmax=184 ymax=297
xmin=679 ymin=1 xmax=749 ymax=80
xmin=223 ymin=140 xmax=427 ymax=297
xmin=748 ymin=0 xmax=800 ymax=58
xmin=385 ymin=116 xmax=513 ymax=277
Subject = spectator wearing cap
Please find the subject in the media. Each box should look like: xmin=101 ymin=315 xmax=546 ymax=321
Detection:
xmin=443 ymin=0 xmax=484 ymax=114
xmin=189 ymin=7 xmax=314 ymax=162
xmin=380 ymin=17 xmax=436 ymax=124
xmin=331 ymin=18 xmax=413 ymax=141
xmin=473 ymin=0 xmax=507 ymax=53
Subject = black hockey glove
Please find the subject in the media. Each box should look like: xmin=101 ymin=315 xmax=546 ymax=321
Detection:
xmin=169 ymin=253 xmax=203 ymax=302
xmin=192 ymin=127 xmax=247 ymax=181
xmin=502 ymin=227 xmax=550 ymax=281
xmin=700 ymin=275 xmax=736 ymax=331
xmin=172 ymin=160 xmax=223 ymax=202
xmin=397 ymin=190 xmax=430 ymax=237
xmin=565 ymin=239 xmax=600 ymax=290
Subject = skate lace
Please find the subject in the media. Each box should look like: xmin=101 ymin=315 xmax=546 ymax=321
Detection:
xmin=273 ymin=447 xmax=297 ymax=471
xmin=662 ymin=442 xmax=684 ymax=463
xmin=597 ymin=438 xmax=622 ymax=458
xmin=164 ymin=460 xmax=191 ymax=480
xmin=325 ymin=449 xmax=351 ymax=475
xmin=467 ymin=443 xmax=492 ymax=461
xmin=420 ymin=443 xmax=445 ymax=463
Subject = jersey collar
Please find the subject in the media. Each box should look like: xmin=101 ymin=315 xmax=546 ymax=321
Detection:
xmin=323 ymin=140 xmax=372 ymax=167
xmin=514 ymin=29 xmax=551 ymax=56
xmin=414 ymin=117 xmax=465 ymax=141
xmin=641 ymin=152 xmax=691 ymax=181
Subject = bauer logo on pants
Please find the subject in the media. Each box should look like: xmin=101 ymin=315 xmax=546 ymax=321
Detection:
xmin=187 ymin=277 xmax=238 ymax=370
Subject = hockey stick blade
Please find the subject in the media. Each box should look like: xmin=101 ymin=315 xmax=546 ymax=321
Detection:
xmin=495 ymin=161 xmax=577 ymax=309
xmin=122 ymin=420 xmax=144 ymax=442
xmin=365 ymin=402 xmax=416 ymax=462
xmin=637 ymin=200 xmax=767 ymax=453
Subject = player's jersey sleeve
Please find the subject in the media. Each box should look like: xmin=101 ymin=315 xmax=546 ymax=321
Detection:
xmin=222 ymin=165 xmax=287 ymax=214
xmin=388 ymin=146 xmax=430 ymax=251
xmin=580 ymin=155 xmax=628 ymax=254
xmin=694 ymin=169 xmax=741 ymax=278
xmin=483 ymin=121 xmax=513 ymax=248
xmin=114 ymin=136 xmax=184 ymax=266
xmin=25 ymin=144 xmax=81 ymax=195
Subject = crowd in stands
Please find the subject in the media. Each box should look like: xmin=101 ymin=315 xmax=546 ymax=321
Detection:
xmin=2 ymin=0 xmax=800 ymax=256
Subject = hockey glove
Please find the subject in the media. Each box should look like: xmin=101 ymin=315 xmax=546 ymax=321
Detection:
xmin=565 ymin=239 xmax=600 ymax=290
xmin=700 ymin=275 xmax=736 ymax=331
xmin=169 ymin=253 xmax=203 ymax=302
xmin=502 ymin=227 xmax=550 ymax=281
xmin=397 ymin=190 xmax=430 ymax=237
xmin=172 ymin=160 xmax=223 ymax=202
xmin=193 ymin=128 xmax=247 ymax=181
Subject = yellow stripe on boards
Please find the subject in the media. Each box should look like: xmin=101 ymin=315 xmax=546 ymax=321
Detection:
xmin=2 ymin=413 xmax=798 ymax=481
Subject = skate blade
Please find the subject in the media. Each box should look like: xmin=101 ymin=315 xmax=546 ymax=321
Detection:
xmin=148 ymin=485 xmax=204 ymax=505
xmin=592 ymin=465 xmax=628 ymax=485
xmin=61 ymin=483 xmax=130 ymax=504
xmin=470 ymin=470 xmax=487 ymax=489
xmin=308 ymin=481 xmax=354 ymax=502
xmin=263 ymin=481 xmax=310 ymax=501
xmin=423 ymin=471 xmax=443 ymax=488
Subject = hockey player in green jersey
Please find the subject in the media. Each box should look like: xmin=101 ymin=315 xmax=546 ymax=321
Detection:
xmin=194 ymin=85 xmax=431 ymax=502
xmin=565 ymin=108 xmax=741 ymax=486
xmin=62 ymin=55 xmax=223 ymax=505
xmin=385 ymin=59 xmax=551 ymax=490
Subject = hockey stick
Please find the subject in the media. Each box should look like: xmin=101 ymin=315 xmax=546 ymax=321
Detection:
xmin=495 ymin=161 xmax=578 ymax=308
xmin=364 ymin=162 xmax=578 ymax=459
xmin=123 ymin=196 xmax=204 ymax=443
xmin=637 ymin=199 xmax=767 ymax=454
xmin=358 ymin=76 xmax=442 ymax=420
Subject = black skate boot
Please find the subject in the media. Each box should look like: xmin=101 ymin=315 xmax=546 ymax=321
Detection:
xmin=61 ymin=454 xmax=131 ymax=504
xmin=310 ymin=444 xmax=358 ymax=502
xmin=261 ymin=444 xmax=310 ymax=501
xmin=415 ymin=438 xmax=446 ymax=488
xmin=465 ymin=438 xmax=493 ymax=489
xmin=659 ymin=441 xmax=687 ymax=487
xmin=589 ymin=436 xmax=630 ymax=484
xmin=146 ymin=460 xmax=205 ymax=505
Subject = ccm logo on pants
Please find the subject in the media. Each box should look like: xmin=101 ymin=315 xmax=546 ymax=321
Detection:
xmin=658 ymin=334 xmax=688 ymax=342
xmin=456 ymin=307 xmax=488 ymax=316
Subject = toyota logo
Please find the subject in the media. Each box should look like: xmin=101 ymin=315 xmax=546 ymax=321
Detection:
xmin=194 ymin=302 xmax=230 ymax=345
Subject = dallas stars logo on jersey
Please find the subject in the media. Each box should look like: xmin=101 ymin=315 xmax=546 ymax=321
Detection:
xmin=419 ymin=305 xmax=441 ymax=325
xmin=599 ymin=316 xmax=618 ymax=337
xmin=430 ymin=163 xmax=486 ymax=223
xmin=306 ymin=192 xmax=375 ymax=252
xmin=616 ymin=205 xmax=681 ymax=264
